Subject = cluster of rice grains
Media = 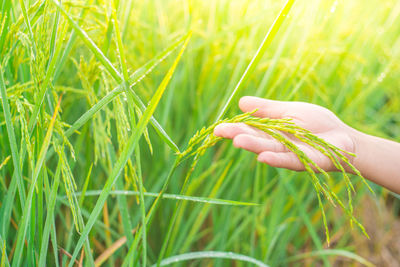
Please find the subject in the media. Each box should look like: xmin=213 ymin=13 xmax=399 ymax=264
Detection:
xmin=179 ymin=111 xmax=372 ymax=243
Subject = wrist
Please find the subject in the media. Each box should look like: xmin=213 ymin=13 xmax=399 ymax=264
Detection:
xmin=344 ymin=125 xmax=367 ymax=174
xmin=345 ymin=125 xmax=400 ymax=193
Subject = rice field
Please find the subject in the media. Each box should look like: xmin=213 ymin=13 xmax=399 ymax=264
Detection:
xmin=1 ymin=0 xmax=400 ymax=266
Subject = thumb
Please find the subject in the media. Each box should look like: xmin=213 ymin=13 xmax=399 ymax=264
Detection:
xmin=239 ymin=96 xmax=290 ymax=119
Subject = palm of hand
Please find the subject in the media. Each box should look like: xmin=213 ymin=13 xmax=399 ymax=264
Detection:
xmin=214 ymin=97 xmax=355 ymax=172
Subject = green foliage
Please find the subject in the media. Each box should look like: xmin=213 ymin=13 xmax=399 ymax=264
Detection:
xmin=0 ymin=0 xmax=399 ymax=266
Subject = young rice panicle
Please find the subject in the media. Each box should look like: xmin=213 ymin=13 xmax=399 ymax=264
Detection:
xmin=179 ymin=110 xmax=372 ymax=243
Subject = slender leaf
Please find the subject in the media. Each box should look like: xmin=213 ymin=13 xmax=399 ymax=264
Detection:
xmin=0 ymin=67 xmax=25 ymax=234
xmin=60 ymin=190 xmax=258 ymax=206
xmin=215 ymin=0 xmax=295 ymax=121
xmin=153 ymin=251 xmax=269 ymax=267
xmin=67 ymin=32 xmax=191 ymax=266
xmin=12 ymin=97 xmax=61 ymax=267
xmin=37 ymin=161 xmax=62 ymax=266
xmin=63 ymin=33 xmax=189 ymax=152
xmin=285 ymin=249 xmax=374 ymax=267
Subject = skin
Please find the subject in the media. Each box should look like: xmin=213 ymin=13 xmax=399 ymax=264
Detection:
xmin=214 ymin=96 xmax=400 ymax=194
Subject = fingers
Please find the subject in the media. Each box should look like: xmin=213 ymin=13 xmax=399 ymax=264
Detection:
xmin=257 ymin=151 xmax=305 ymax=171
xmin=214 ymin=123 xmax=270 ymax=139
xmin=214 ymin=123 xmax=288 ymax=154
xmin=239 ymin=96 xmax=291 ymax=119
xmin=232 ymin=134 xmax=288 ymax=154
xmin=257 ymin=144 xmax=333 ymax=172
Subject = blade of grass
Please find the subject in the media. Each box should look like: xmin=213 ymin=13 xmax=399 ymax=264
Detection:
xmin=79 ymin=164 xmax=93 ymax=206
xmin=0 ymin=0 xmax=12 ymax=54
xmin=60 ymin=190 xmax=258 ymax=206
xmin=111 ymin=1 xmax=129 ymax=81
xmin=111 ymin=2 xmax=147 ymax=264
xmin=121 ymin=0 xmax=134 ymax=41
xmin=57 ymin=146 xmax=96 ymax=266
xmin=153 ymin=251 xmax=269 ymax=267
xmin=12 ymin=96 xmax=61 ymax=267
xmin=51 ymin=0 xmax=122 ymax=82
xmin=171 ymin=161 xmax=233 ymax=255
xmin=280 ymin=170 xmax=330 ymax=266
xmin=53 ymin=0 xmax=186 ymax=152
xmin=38 ymin=160 xmax=62 ymax=266
xmin=122 ymin=158 xmax=181 ymax=267
xmin=63 ymin=33 xmax=189 ymax=152
xmin=215 ymin=0 xmax=295 ymax=121
xmin=102 ymin=133 xmax=136 ymax=253
xmin=67 ymin=32 xmax=191 ymax=266
xmin=108 ymin=143 xmax=135 ymax=247
xmin=18 ymin=0 xmax=37 ymax=57
xmin=284 ymin=249 xmax=374 ymax=267
xmin=52 ymin=0 xmax=95 ymax=82
xmin=3 ymin=12 xmax=74 ymax=261
xmin=130 ymin=136 xmax=146 ymax=265
xmin=43 ymin=162 xmax=60 ymax=267
xmin=48 ymin=0 xmax=61 ymax=64
xmin=50 ymin=220 xmax=59 ymax=267
xmin=0 ymin=67 xmax=26 ymax=232
xmin=25 ymin=7 xmax=67 ymax=137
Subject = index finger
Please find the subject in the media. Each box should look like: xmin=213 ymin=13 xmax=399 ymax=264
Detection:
xmin=239 ymin=96 xmax=291 ymax=119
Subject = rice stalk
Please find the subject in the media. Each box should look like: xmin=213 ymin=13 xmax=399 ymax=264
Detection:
xmin=177 ymin=110 xmax=371 ymax=243
xmin=12 ymin=96 xmax=61 ymax=267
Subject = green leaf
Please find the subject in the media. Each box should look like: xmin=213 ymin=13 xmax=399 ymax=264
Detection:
xmin=153 ymin=251 xmax=269 ymax=267
xmin=61 ymin=190 xmax=258 ymax=206
xmin=67 ymin=31 xmax=192 ymax=266
xmin=38 ymin=161 xmax=62 ymax=266
xmin=51 ymin=0 xmax=122 ymax=82
xmin=52 ymin=0 xmax=95 ymax=82
xmin=63 ymin=33 xmax=189 ymax=153
xmin=285 ymin=249 xmax=374 ymax=267
xmin=12 ymin=97 xmax=61 ymax=267
xmin=215 ymin=0 xmax=295 ymax=121
xmin=0 ymin=67 xmax=25 ymax=235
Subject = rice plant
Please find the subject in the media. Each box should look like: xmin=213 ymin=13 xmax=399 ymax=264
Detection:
xmin=180 ymin=111 xmax=372 ymax=243
xmin=1 ymin=0 xmax=399 ymax=266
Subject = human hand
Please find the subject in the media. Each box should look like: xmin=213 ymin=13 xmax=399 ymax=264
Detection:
xmin=214 ymin=96 xmax=356 ymax=172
